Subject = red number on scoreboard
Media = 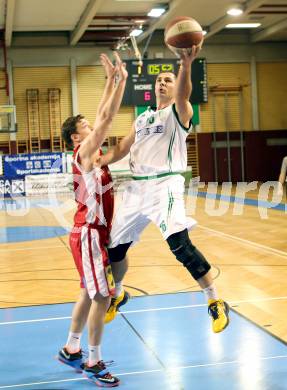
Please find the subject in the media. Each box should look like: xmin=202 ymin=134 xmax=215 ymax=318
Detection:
xmin=144 ymin=91 xmax=151 ymax=101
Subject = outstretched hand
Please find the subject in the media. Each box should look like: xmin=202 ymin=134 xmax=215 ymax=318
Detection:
xmin=179 ymin=45 xmax=201 ymax=66
xmin=113 ymin=51 xmax=128 ymax=82
xmin=100 ymin=53 xmax=116 ymax=80
xmin=100 ymin=52 xmax=128 ymax=82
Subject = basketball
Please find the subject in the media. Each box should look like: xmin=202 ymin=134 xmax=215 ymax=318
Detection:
xmin=164 ymin=16 xmax=204 ymax=54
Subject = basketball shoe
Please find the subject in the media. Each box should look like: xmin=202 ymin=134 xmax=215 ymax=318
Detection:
xmin=208 ymin=299 xmax=230 ymax=333
xmin=104 ymin=290 xmax=130 ymax=324
xmin=57 ymin=347 xmax=83 ymax=372
xmin=82 ymin=360 xmax=120 ymax=387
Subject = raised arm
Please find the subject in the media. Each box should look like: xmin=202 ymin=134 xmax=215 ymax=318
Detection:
xmin=100 ymin=125 xmax=135 ymax=167
xmin=94 ymin=54 xmax=116 ymax=128
xmin=174 ymin=46 xmax=201 ymax=127
xmin=79 ymin=52 xmax=128 ymax=171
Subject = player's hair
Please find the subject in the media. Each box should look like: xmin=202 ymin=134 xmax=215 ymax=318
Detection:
xmin=156 ymin=71 xmax=177 ymax=81
xmin=61 ymin=114 xmax=84 ymax=150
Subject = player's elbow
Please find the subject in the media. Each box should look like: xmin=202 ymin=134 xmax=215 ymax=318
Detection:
xmin=97 ymin=112 xmax=113 ymax=127
xmin=98 ymin=105 xmax=116 ymax=122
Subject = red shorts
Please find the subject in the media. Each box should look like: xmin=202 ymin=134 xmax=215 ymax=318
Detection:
xmin=69 ymin=225 xmax=115 ymax=298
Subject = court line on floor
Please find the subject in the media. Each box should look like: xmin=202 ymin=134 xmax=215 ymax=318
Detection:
xmin=1 ymin=295 xmax=287 ymax=326
xmin=195 ymin=191 xmax=286 ymax=211
xmin=197 ymin=225 xmax=287 ymax=259
xmin=1 ymin=226 xmax=285 ymax=260
xmin=0 ymin=245 xmax=65 ymax=252
xmin=0 ymin=239 xmax=162 ymax=252
xmin=1 ymin=354 xmax=286 ymax=389
xmin=137 ymin=228 xmax=287 ymax=259
xmin=198 ymin=225 xmax=287 ymax=257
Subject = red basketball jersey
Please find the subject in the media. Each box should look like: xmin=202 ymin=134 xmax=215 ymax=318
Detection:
xmin=72 ymin=145 xmax=114 ymax=233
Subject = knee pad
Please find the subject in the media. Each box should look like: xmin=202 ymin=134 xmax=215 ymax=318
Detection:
xmin=107 ymin=242 xmax=132 ymax=263
xmin=167 ymin=229 xmax=211 ymax=280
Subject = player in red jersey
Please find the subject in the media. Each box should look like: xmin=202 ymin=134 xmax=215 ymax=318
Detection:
xmin=57 ymin=52 xmax=127 ymax=387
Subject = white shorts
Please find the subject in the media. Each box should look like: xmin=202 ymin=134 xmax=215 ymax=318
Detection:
xmin=109 ymin=174 xmax=197 ymax=248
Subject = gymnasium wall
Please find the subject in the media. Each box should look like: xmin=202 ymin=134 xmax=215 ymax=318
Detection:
xmin=13 ymin=67 xmax=71 ymax=142
xmin=0 ymin=70 xmax=9 ymax=145
xmin=76 ymin=66 xmax=134 ymax=137
xmin=200 ymin=63 xmax=253 ymax=132
xmin=197 ymin=130 xmax=287 ymax=182
xmin=200 ymin=61 xmax=287 ymax=132
xmin=257 ymin=63 xmax=287 ymax=130
xmin=0 ymin=40 xmax=286 ymax=181
xmin=4 ymin=60 xmax=287 ymax=145
xmin=2 ymin=42 xmax=286 ymax=138
xmin=3 ymin=64 xmax=133 ymax=145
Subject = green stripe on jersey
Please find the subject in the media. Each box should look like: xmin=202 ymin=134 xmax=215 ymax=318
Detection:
xmin=167 ymin=189 xmax=174 ymax=221
xmin=132 ymin=172 xmax=181 ymax=180
xmin=168 ymin=127 xmax=176 ymax=171
xmin=172 ymin=103 xmax=192 ymax=132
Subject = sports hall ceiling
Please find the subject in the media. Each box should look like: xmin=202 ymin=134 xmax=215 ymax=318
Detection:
xmin=0 ymin=0 xmax=286 ymax=48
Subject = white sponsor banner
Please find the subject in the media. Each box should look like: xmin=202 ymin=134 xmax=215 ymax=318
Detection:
xmin=65 ymin=153 xmax=73 ymax=173
xmin=25 ymin=173 xmax=73 ymax=195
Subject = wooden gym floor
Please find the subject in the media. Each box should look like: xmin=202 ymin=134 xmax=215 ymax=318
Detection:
xmin=0 ymin=185 xmax=286 ymax=344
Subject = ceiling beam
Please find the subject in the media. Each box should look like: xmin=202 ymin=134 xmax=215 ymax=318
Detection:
xmin=89 ymin=24 xmax=134 ymax=28
xmin=136 ymin=0 xmax=186 ymax=44
xmin=81 ymin=31 xmax=128 ymax=40
xmin=70 ymin=0 xmax=105 ymax=46
xmin=259 ymin=4 xmax=287 ymax=8
xmin=205 ymin=0 xmax=266 ymax=40
xmin=93 ymin=15 xmax=150 ymax=20
xmin=5 ymin=0 xmax=16 ymax=47
xmin=251 ymin=17 xmax=287 ymax=41
xmin=250 ymin=11 xmax=287 ymax=14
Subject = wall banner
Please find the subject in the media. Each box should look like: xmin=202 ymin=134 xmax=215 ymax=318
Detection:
xmin=25 ymin=173 xmax=73 ymax=195
xmin=4 ymin=152 xmax=64 ymax=178
xmin=0 ymin=177 xmax=26 ymax=197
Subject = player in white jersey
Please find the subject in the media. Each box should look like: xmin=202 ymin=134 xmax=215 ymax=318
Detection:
xmin=100 ymin=47 xmax=229 ymax=333
xmin=130 ymin=104 xmax=190 ymax=177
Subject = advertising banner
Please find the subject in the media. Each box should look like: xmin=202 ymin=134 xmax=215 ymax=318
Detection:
xmin=4 ymin=152 xmax=64 ymax=178
xmin=0 ymin=155 xmax=3 ymax=176
xmin=0 ymin=177 xmax=25 ymax=197
xmin=25 ymin=173 xmax=73 ymax=195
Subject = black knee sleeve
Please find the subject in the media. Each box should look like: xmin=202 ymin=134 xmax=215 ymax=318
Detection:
xmin=167 ymin=229 xmax=211 ymax=280
xmin=107 ymin=242 xmax=132 ymax=263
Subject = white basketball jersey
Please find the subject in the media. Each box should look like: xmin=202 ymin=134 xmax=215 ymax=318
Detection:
xmin=130 ymin=104 xmax=192 ymax=178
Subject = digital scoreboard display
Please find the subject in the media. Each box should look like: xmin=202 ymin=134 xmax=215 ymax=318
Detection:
xmin=122 ymin=58 xmax=207 ymax=106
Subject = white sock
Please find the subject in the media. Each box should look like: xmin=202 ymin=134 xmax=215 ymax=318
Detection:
xmin=65 ymin=332 xmax=81 ymax=353
xmin=203 ymin=283 xmax=218 ymax=301
xmin=115 ymin=282 xmax=123 ymax=297
xmin=88 ymin=345 xmax=102 ymax=367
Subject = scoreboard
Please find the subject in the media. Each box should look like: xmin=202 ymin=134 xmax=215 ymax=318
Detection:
xmin=122 ymin=58 xmax=207 ymax=107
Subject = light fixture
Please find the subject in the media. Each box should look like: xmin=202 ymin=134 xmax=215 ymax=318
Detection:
xmin=130 ymin=28 xmax=143 ymax=37
xmin=203 ymin=30 xmax=207 ymax=36
xmin=227 ymin=6 xmax=244 ymax=16
xmin=226 ymin=23 xmax=261 ymax=28
xmin=148 ymin=8 xmax=166 ymax=17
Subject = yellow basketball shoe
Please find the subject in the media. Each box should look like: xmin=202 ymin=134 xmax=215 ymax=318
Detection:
xmin=104 ymin=290 xmax=130 ymax=324
xmin=208 ymin=299 xmax=230 ymax=333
